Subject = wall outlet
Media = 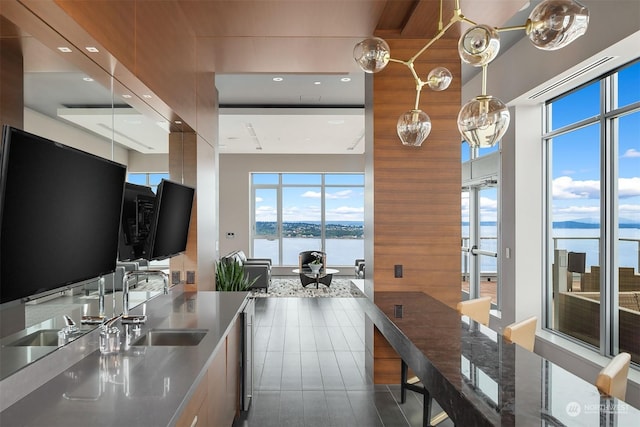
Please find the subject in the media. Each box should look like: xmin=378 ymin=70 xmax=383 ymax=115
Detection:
xmin=226 ymin=232 xmax=235 ymax=239
xmin=186 ymin=271 xmax=196 ymax=284
xmin=171 ymin=271 xmax=181 ymax=285
xmin=394 ymin=264 xmax=403 ymax=278
xmin=394 ymin=304 xmax=403 ymax=318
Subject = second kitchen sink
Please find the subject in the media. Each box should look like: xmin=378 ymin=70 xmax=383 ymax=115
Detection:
xmin=130 ymin=329 xmax=208 ymax=346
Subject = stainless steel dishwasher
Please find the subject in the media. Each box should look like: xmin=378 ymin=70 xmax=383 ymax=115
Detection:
xmin=240 ymin=296 xmax=255 ymax=411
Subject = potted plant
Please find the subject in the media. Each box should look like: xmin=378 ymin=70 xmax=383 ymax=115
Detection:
xmin=309 ymin=252 xmax=323 ymax=274
xmin=215 ymin=259 xmax=258 ymax=291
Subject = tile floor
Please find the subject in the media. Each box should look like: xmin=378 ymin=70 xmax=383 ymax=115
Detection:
xmin=233 ymin=297 xmax=454 ymax=427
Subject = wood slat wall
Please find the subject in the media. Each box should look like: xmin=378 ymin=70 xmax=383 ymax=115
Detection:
xmin=0 ymin=16 xmax=23 ymax=129
xmin=372 ymin=37 xmax=461 ymax=383
xmin=372 ymin=37 xmax=461 ymax=302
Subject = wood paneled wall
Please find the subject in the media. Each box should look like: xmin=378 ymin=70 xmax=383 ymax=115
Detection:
xmin=372 ymin=38 xmax=461 ymax=303
xmin=0 ymin=16 xmax=23 ymax=129
xmin=169 ymin=132 xmax=199 ymax=291
xmin=372 ymin=37 xmax=461 ymax=383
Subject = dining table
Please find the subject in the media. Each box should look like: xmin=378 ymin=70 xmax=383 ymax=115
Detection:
xmin=355 ymin=291 xmax=640 ymax=426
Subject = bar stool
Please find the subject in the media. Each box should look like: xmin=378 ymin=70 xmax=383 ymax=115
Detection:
xmin=456 ymin=296 xmax=492 ymax=326
xmin=596 ymin=352 xmax=631 ymax=400
xmin=503 ymin=316 xmax=537 ymax=352
xmin=400 ymin=296 xmax=493 ymax=427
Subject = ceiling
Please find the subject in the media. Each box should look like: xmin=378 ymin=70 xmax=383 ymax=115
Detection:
xmin=18 ymin=0 xmax=532 ymax=155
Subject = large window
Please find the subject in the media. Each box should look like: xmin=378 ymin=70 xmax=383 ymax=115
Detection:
xmin=252 ymin=173 xmax=364 ymax=266
xmin=545 ymin=60 xmax=640 ymax=362
xmin=461 ymin=144 xmax=500 ymax=308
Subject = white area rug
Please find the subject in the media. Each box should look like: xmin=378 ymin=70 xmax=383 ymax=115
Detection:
xmin=252 ymin=277 xmax=364 ymax=298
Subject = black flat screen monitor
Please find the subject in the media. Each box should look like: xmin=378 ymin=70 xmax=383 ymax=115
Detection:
xmin=0 ymin=125 xmax=126 ymax=304
xmin=144 ymin=179 xmax=195 ymax=261
xmin=118 ymin=183 xmax=156 ymax=261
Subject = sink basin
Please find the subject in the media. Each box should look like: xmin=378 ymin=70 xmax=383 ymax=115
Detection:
xmin=131 ymin=329 xmax=208 ymax=346
xmin=6 ymin=329 xmax=61 ymax=347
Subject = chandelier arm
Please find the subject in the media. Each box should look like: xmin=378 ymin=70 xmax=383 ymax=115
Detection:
xmin=414 ymin=87 xmax=422 ymax=111
xmin=481 ymin=64 xmax=488 ymax=96
xmin=408 ymin=17 xmax=459 ymax=64
xmin=495 ymin=24 xmax=528 ymax=33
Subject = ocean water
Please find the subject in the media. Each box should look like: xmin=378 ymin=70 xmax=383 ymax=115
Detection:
xmin=255 ymin=227 xmax=639 ymax=272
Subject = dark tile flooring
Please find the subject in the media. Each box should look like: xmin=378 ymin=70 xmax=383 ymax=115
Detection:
xmin=233 ymin=297 xmax=454 ymax=427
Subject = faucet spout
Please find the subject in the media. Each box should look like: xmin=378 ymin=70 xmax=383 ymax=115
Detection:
xmin=121 ymin=270 xmax=169 ymax=324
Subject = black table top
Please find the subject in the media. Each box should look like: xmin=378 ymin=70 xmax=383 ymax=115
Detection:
xmin=356 ymin=291 xmax=640 ymax=426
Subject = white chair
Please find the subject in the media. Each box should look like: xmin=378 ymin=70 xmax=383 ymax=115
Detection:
xmin=503 ymin=316 xmax=537 ymax=352
xmin=596 ymin=352 xmax=631 ymax=400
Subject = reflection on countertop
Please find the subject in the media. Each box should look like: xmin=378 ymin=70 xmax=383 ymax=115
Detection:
xmin=0 ymin=286 xmax=248 ymax=424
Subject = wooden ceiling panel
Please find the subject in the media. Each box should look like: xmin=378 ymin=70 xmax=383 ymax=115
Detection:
xmin=178 ymin=0 xmax=386 ymax=38
xmin=197 ymin=36 xmax=365 ymax=73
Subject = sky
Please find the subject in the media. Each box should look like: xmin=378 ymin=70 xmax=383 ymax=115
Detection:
xmin=253 ymin=173 xmax=365 ymax=224
xmin=462 ymin=60 xmax=640 ymax=227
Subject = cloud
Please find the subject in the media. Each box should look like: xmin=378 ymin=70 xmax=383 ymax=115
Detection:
xmin=622 ymin=148 xmax=640 ymax=158
xmin=255 ymin=196 xmax=263 ymax=203
xmin=331 ymin=206 xmax=364 ymax=214
xmin=326 ymin=190 xmax=353 ymax=199
xmin=301 ymin=191 xmax=321 ymax=198
xmin=552 ymin=176 xmax=600 ymax=199
xmin=619 ymin=177 xmax=640 ymax=198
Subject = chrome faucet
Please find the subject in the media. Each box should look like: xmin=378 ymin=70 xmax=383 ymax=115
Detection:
xmin=121 ymin=270 xmax=169 ymax=324
xmin=58 ymin=315 xmax=82 ymax=346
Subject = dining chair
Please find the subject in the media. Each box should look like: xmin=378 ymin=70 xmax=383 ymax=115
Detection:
xmin=456 ymin=296 xmax=492 ymax=326
xmin=596 ymin=352 xmax=631 ymax=400
xmin=503 ymin=316 xmax=537 ymax=352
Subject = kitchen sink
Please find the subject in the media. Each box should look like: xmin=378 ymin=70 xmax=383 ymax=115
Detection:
xmin=6 ymin=329 xmax=61 ymax=347
xmin=130 ymin=329 xmax=208 ymax=346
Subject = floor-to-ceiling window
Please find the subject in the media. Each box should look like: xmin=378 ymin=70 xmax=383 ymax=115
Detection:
xmin=545 ymin=59 xmax=640 ymax=362
xmin=252 ymin=173 xmax=364 ymax=267
xmin=462 ymin=144 xmax=500 ymax=308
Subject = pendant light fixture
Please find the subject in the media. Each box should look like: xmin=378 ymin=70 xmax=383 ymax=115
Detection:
xmin=353 ymin=0 xmax=589 ymax=147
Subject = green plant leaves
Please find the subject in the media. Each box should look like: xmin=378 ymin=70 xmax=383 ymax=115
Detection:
xmin=215 ymin=259 xmax=259 ymax=291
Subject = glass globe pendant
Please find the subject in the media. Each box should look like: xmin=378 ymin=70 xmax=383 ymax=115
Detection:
xmin=458 ymin=25 xmax=500 ymax=67
xmin=353 ymin=37 xmax=391 ymax=73
xmin=426 ymin=67 xmax=453 ymax=91
xmin=457 ymin=96 xmax=510 ymax=148
xmin=397 ymin=110 xmax=432 ymax=147
xmin=527 ymin=0 xmax=589 ymax=50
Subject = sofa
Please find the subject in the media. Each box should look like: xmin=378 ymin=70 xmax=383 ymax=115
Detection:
xmin=220 ymin=250 xmax=272 ymax=291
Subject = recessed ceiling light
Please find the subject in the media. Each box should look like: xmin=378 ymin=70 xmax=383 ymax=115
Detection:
xmin=57 ymin=47 xmax=72 ymax=53
xmin=143 ymin=94 xmax=152 ymax=99
xmin=85 ymin=47 xmax=99 ymax=53
xmin=340 ymin=77 xmax=351 ymax=82
xmin=272 ymin=77 xmax=284 ymax=82
xmin=314 ymin=81 xmax=321 ymax=85
xmin=83 ymin=77 xmax=94 ymax=82
xmin=122 ymin=94 xmax=132 ymax=99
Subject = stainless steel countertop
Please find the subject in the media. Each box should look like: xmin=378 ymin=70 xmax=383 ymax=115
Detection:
xmin=0 ymin=287 xmax=249 ymax=426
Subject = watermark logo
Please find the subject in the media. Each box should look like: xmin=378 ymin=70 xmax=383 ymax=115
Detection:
xmin=566 ymin=400 xmax=630 ymax=417
xmin=566 ymin=401 xmax=581 ymax=417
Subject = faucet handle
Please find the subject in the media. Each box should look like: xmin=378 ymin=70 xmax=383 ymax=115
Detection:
xmin=62 ymin=315 xmax=79 ymax=332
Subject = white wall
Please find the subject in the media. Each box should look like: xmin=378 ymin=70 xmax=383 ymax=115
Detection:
xmin=463 ymin=0 xmax=640 ymax=405
xmin=24 ymin=108 xmax=129 ymax=165
xmin=128 ymin=151 xmax=168 ymax=172
xmin=218 ymin=153 xmax=365 ymax=260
